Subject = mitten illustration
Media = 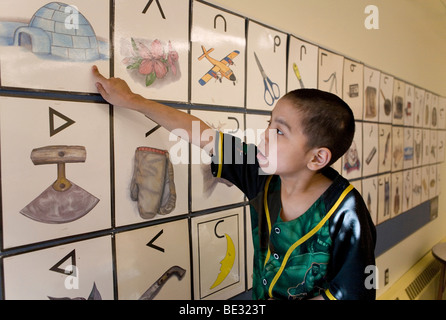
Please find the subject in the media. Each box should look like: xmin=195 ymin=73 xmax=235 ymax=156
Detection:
xmin=130 ymin=147 xmax=176 ymax=219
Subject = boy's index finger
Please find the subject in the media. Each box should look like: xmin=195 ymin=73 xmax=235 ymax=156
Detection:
xmin=91 ymin=65 xmax=107 ymax=83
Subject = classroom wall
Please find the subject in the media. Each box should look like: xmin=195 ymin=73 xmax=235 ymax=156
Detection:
xmin=0 ymin=0 xmax=445 ymax=300
xmin=206 ymin=0 xmax=446 ymax=296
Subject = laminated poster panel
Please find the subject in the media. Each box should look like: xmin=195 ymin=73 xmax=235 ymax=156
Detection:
xmin=362 ymin=122 xmax=379 ymax=177
xmin=190 ymin=109 xmax=244 ymax=212
xmin=361 ymin=176 xmax=378 ymax=225
xmin=392 ymin=79 xmax=405 ymax=126
xmin=0 ymin=96 xmax=111 ymax=248
xmin=246 ymin=21 xmax=287 ymax=111
xmin=413 ymin=87 xmax=425 ymax=128
xmin=191 ymin=208 xmax=245 ymax=300
xmin=378 ymin=73 xmax=393 ymax=124
xmin=343 ymin=59 xmax=364 ymax=121
xmin=3 ymin=236 xmax=113 ymax=299
xmin=341 ymin=121 xmax=362 ymax=180
xmin=0 ymin=0 xmax=110 ymax=93
xmin=190 ymin=0 xmax=246 ymax=107
xmin=363 ymin=66 xmax=380 ymax=122
xmin=113 ymin=107 xmax=189 ymax=227
xmin=287 ymin=36 xmax=318 ymax=92
xmin=115 ymin=219 xmax=191 ymax=300
xmin=317 ymin=48 xmax=344 ymax=99
xmin=114 ymin=0 xmax=189 ymax=103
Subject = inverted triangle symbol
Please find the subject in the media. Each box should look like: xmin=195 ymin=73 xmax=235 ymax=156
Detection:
xmin=49 ymin=107 xmax=75 ymax=137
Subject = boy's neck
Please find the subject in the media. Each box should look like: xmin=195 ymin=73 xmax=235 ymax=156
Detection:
xmin=279 ymin=171 xmax=333 ymax=222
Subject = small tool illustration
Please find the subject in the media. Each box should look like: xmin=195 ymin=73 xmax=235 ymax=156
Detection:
xmin=20 ymin=146 xmax=99 ymax=224
xmin=254 ymin=52 xmax=280 ymax=106
xmin=292 ymin=63 xmax=305 ymax=88
xmin=139 ymin=266 xmax=186 ymax=300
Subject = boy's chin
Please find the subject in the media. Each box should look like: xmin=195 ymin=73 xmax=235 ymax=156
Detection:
xmin=258 ymin=161 xmax=277 ymax=175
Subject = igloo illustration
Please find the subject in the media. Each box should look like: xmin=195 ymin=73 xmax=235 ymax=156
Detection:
xmin=12 ymin=2 xmax=101 ymax=61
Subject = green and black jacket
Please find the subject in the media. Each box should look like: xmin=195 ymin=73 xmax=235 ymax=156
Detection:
xmin=211 ymin=132 xmax=376 ymax=300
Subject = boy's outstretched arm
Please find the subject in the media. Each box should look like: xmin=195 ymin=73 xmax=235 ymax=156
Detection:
xmin=92 ymin=65 xmax=213 ymax=150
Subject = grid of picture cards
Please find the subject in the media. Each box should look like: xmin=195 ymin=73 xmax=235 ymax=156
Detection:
xmin=0 ymin=0 xmax=444 ymax=300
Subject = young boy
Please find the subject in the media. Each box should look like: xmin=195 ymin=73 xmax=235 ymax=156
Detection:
xmin=92 ymin=66 xmax=376 ymax=300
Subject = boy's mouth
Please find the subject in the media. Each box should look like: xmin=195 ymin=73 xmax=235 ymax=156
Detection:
xmin=256 ymin=150 xmax=268 ymax=165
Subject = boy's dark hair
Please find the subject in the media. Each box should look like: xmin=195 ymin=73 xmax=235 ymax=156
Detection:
xmin=283 ymin=89 xmax=355 ymax=167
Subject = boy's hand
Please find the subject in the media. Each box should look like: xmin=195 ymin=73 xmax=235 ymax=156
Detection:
xmin=92 ymin=65 xmax=136 ymax=108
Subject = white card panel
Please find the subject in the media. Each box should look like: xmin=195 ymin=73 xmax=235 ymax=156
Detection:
xmin=246 ymin=21 xmax=287 ymax=111
xmin=190 ymin=1 xmax=246 ymax=107
xmin=114 ymin=0 xmax=189 ymax=103
xmin=362 ymin=122 xmax=379 ymax=177
xmin=393 ymin=79 xmax=405 ymax=125
xmin=3 ymin=236 xmax=113 ymax=299
xmin=404 ymin=84 xmax=415 ymax=127
xmin=0 ymin=96 xmax=111 ymax=248
xmin=190 ymin=109 xmax=244 ymax=212
xmin=115 ymin=219 xmax=191 ymax=300
xmin=362 ymin=176 xmax=378 ymax=225
xmin=342 ymin=121 xmax=362 ymax=180
xmin=363 ymin=66 xmax=380 ymax=122
xmin=377 ymin=173 xmax=391 ymax=224
xmin=378 ymin=73 xmax=393 ymax=124
xmin=0 ymin=0 xmax=110 ymax=92
xmin=113 ymin=107 xmax=189 ymax=226
xmin=287 ymin=36 xmax=318 ymax=92
xmin=343 ymin=59 xmax=364 ymax=121
xmin=378 ymin=124 xmax=392 ymax=173
xmin=318 ymin=48 xmax=344 ymax=98
xmin=414 ymin=87 xmax=425 ymax=128
xmin=191 ymin=208 xmax=245 ymax=300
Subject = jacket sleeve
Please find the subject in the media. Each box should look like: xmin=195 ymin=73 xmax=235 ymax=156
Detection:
xmin=210 ymin=131 xmax=268 ymax=200
xmin=322 ymin=190 xmax=377 ymax=300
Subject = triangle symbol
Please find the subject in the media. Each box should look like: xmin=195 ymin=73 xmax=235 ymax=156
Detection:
xmin=49 ymin=107 xmax=75 ymax=137
xmin=49 ymin=249 xmax=77 ymax=275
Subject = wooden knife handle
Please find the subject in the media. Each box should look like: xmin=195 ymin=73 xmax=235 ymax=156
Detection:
xmin=30 ymin=146 xmax=86 ymax=165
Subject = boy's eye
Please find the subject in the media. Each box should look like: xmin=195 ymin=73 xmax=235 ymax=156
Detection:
xmin=277 ymin=128 xmax=284 ymax=135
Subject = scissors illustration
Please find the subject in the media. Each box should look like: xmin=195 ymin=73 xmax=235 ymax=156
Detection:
xmin=254 ymin=52 xmax=280 ymax=106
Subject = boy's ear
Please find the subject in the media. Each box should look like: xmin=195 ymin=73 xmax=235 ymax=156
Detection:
xmin=307 ymin=147 xmax=332 ymax=171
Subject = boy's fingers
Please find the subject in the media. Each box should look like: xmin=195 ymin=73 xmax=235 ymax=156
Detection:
xmin=92 ymin=65 xmax=107 ymax=83
xmin=95 ymin=82 xmax=108 ymax=98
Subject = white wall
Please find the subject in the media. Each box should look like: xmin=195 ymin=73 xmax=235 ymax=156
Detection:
xmin=206 ymin=0 xmax=446 ymax=297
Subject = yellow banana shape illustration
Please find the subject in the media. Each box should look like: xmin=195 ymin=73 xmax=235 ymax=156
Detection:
xmin=210 ymin=233 xmax=235 ymax=289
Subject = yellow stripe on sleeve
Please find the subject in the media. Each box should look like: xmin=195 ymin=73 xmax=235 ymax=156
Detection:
xmin=263 ymin=176 xmax=273 ymax=266
xmin=324 ymin=289 xmax=338 ymax=300
xmin=216 ymin=131 xmax=223 ymax=178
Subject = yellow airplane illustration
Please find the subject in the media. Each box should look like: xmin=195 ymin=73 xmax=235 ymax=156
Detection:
xmin=198 ymin=46 xmax=239 ymax=86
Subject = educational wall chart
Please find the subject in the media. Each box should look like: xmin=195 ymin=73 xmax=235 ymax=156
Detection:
xmin=0 ymin=0 xmax=110 ymax=93
xmin=0 ymin=0 xmax=445 ymax=300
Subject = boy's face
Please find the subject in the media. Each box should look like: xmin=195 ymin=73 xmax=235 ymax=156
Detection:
xmin=257 ymin=98 xmax=313 ymax=176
